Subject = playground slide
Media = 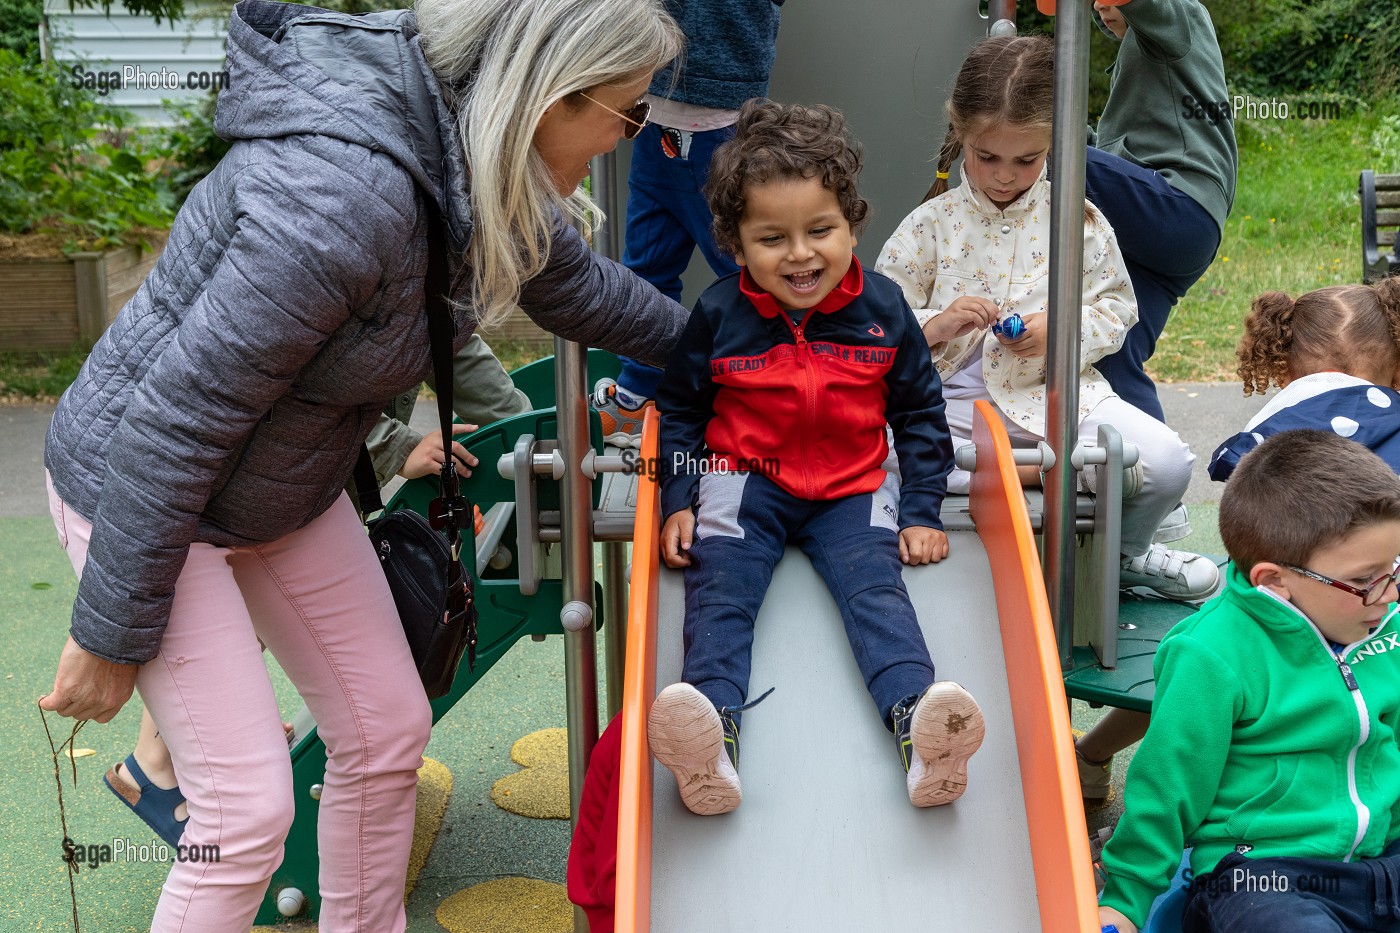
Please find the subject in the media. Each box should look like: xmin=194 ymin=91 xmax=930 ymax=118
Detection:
xmin=615 ymin=402 xmax=1101 ymax=932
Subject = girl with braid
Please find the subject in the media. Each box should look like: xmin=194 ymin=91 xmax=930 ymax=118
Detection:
xmin=877 ymin=35 xmax=1219 ymax=603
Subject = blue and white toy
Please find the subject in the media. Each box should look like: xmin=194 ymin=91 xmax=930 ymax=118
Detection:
xmin=992 ymin=312 xmax=1026 ymax=341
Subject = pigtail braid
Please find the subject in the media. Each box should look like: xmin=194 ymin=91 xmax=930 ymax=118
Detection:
xmin=1236 ymin=291 xmax=1297 ymax=396
xmin=1374 ymin=276 xmax=1400 ymax=358
xmin=920 ymin=125 xmax=961 ymax=204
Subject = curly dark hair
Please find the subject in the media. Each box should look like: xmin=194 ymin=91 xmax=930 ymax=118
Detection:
xmin=1236 ymin=277 xmax=1400 ymax=396
xmin=705 ymin=99 xmax=870 ymax=259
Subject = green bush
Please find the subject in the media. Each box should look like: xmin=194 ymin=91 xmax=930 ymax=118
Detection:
xmin=0 ymin=49 xmax=175 ymax=251
xmin=160 ymin=91 xmax=230 ymax=209
xmin=1216 ymin=0 xmax=1400 ymax=100
xmin=0 ymin=0 xmax=43 ymax=64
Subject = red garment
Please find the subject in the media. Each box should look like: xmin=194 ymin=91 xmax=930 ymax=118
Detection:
xmin=566 ymin=715 xmax=623 ymax=932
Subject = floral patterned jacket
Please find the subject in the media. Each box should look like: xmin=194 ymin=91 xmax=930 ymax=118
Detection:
xmin=876 ymin=169 xmax=1137 ymax=436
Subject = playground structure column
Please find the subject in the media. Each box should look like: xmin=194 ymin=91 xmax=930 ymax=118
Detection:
xmin=1044 ymin=0 xmax=1091 ymax=667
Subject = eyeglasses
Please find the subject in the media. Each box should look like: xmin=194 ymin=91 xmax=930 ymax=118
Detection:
xmin=578 ymin=91 xmax=650 ymax=140
xmin=1279 ymin=561 xmax=1400 ymax=606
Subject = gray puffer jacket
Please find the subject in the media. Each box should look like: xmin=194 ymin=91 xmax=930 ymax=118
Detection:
xmin=44 ymin=0 xmax=686 ymax=665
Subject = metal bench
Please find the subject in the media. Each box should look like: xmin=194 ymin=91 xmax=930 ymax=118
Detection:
xmin=1361 ymin=169 xmax=1400 ymax=283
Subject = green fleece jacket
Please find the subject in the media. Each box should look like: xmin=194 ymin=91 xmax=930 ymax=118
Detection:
xmin=1094 ymin=0 xmax=1237 ymax=234
xmin=1098 ymin=562 xmax=1400 ymax=927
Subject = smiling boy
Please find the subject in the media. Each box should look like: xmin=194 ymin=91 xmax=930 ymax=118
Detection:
xmin=645 ymin=100 xmax=985 ymax=817
xmin=1098 ymin=430 xmax=1400 ymax=933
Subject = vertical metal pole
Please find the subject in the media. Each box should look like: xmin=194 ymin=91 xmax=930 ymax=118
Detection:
xmin=590 ymin=150 xmax=630 ymax=722
xmin=602 ymin=541 xmax=629 ymax=720
xmin=590 ymin=152 xmax=623 ymax=263
xmin=556 ymin=336 xmax=597 ymax=933
xmin=1044 ymin=1 xmax=1091 ymax=668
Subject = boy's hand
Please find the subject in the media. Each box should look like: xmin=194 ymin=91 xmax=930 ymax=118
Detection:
xmin=661 ymin=509 xmax=696 ymax=568
xmin=923 ymin=296 xmax=999 ymax=347
xmin=399 ymin=423 xmax=478 ymax=480
xmin=899 ymin=526 xmax=949 ymax=565
xmin=996 ymin=311 xmax=1047 ymax=359
xmin=1098 ymin=906 xmax=1136 ymax=933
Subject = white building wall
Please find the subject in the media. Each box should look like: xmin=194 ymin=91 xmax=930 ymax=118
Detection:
xmin=43 ymin=0 xmax=229 ymax=125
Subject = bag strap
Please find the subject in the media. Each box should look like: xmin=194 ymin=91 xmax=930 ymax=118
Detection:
xmin=419 ymin=197 xmax=478 ymax=671
xmin=356 ymin=190 xmax=458 ymax=524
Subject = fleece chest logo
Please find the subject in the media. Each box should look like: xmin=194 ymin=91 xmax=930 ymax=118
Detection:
xmin=867 ymin=323 xmax=884 ymax=337
xmin=1348 ymin=630 xmax=1400 ymax=664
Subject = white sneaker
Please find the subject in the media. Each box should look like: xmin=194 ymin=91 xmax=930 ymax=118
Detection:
xmin=1120 ymin=544 xmax=1220 ymax=601
xmin=1152 ymin=503 xmax=1192 ymax=544
xmin=647 ymin=683 xmax=741 ymax=816
xmin=905 ymin=683 xmax=986 ymax=808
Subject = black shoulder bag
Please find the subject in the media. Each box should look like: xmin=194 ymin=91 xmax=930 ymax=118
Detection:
xmin=353 ymin=197 xmax=477 ymax=700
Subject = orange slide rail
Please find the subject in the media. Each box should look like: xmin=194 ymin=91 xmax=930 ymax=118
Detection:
xmin=614 ymin=402 xmax=1099 ymax=931
xmin=615 ymin=407 xmax=661 ymax=933
xmin=969 ymin=399 xmax=1100 ymax=932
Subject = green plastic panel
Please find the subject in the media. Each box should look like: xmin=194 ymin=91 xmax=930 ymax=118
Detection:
xmin=509 ymin=348 xmax=621 ymax=411
xmin=1062 ymin=592 xmax=1203 ymax=713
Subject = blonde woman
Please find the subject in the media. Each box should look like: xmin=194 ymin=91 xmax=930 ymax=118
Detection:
xmin=40 ymin=0 xmax=684 ymax=929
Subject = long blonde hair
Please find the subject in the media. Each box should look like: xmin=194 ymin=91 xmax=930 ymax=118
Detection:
xmin=415 ymin=0 xmax=683 ymax=327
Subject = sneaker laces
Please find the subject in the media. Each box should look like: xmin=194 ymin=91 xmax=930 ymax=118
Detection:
xmin=715 ymin=687 xmax=773 ymax=769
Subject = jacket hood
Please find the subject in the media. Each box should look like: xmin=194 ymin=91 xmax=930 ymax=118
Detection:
xmin=216 ymin=0 xmax=472 ymax=245
xmin=1092 ymin=6 xmax=1120 ymax=41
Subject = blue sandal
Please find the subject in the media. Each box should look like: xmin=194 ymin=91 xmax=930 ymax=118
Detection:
xmin=103 ymin=754 xmax=188 ymax=847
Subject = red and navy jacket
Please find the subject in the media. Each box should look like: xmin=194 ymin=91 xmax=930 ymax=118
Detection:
xmin=656 ymin=257 xmax=954 ymax=530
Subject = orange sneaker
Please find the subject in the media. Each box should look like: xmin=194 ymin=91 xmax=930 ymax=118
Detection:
xmin=590 ymin=378 xmax=653 ymax=449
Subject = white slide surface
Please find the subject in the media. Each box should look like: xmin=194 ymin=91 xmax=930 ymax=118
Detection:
xmin=648 ymin=529 xmax=1042 ymax=931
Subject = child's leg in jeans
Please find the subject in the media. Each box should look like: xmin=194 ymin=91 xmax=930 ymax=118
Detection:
xmin=651 ymin=472 xmax=791 ymax=815
xmin=794 ymin=475 xmax=985 ymax=806
xmin=1084 ymin=146 xmax=1223 ymax=422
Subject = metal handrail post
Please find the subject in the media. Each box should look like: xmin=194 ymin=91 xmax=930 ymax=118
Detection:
xmin=556 ymin=336 xmax=598 ymax=817
xmin=588 ymin=152 xmax=630 ymax=721
xmin=1045 ymin=0 xmax=1091 ymax=668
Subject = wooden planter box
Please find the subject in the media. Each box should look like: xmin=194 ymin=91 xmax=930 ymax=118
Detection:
xmin=0 ymin=232 xmax=167 ymax=351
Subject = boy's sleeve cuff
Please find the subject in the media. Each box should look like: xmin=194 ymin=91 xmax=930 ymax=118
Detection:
xmin=1099 ymin=876 xmax=1160 ymax=931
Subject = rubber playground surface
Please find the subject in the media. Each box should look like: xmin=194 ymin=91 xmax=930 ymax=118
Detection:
xmin=0 ymin=384 xmax=1260 ymax=932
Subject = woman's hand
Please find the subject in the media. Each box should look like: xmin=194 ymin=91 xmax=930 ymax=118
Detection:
xmin=661 ymin=509 xmax=696 ymax=568
xmin=399 ymin=423 xmax=479 ymax=480
xmin=899 ymin=526 xmax=950 ymax=565
xmin=996 ymin=311 xmax=1048 ymax=359
xmin=39 ymin=636 xmax=139 ymax=723
xmin=922 ymin=296 xmax=1000 ymax=348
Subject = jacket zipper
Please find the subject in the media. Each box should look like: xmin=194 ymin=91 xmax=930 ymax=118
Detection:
xmin=1310 ymin=621 xmax=1378 ymax=862
xmin=785 ymin=310 xmax=819 ymax=498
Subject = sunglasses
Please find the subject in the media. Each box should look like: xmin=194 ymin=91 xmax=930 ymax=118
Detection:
xmin=578 ymin=91 xmax=650 ymax=140
xmin=1279 ymin=561 xmax=1400 ymax=607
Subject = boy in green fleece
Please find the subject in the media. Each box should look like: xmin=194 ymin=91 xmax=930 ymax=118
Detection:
xmin=1098 ymin=429 xmax=1400 ymax=933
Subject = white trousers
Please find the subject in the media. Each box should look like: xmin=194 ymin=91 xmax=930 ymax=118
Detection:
xmin=942 ymin=393 xmax=1193 ymax=559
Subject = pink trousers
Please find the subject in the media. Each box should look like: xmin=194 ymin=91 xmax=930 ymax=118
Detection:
xmin=48 ymin=478 xmax=431 ymax=932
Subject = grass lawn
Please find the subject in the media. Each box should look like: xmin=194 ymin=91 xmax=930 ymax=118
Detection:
xmin=1149 ymin=102 xmax=1400 ymax=383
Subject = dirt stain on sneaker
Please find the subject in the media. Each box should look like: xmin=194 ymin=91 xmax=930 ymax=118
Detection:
xmin=946 ymin=712 xmax=971 ymax=734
